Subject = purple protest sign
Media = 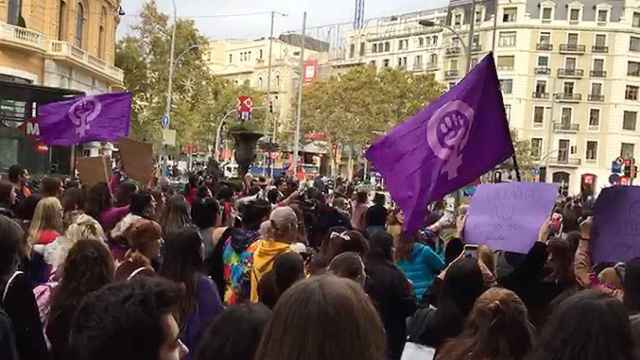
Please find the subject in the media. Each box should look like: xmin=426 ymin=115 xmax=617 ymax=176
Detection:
xmin=37 ymin=92 xmax=132 ymax=146
xmin=464 ymin=182 xmax=558 ymax=254
xmin=592 ymin=186 xmax=640 ymax=263
xmin=366 ymin=54 xmax=514 ymax=233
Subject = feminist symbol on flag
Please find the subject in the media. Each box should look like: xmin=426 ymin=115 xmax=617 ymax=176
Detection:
xmin=68 ymin=96 xmax=102 ymax=137
xmin=427 ymin=100 xmax=475 ymax=180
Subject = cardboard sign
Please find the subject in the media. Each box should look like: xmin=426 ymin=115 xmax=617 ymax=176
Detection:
xmin=592 ymin=186 xmax=640 ymax=263
xmin=118 ymin=138 xmax=154 ymax=185
xmin=77 ymin=156 xmax=109 ymax=188
xmin=464 ymin=182 xmax=558 ymax=253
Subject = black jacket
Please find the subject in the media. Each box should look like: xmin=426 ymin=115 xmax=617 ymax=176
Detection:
xmin=0 ymin=308 xmax=18 ymax=360
xmin=365 ymin=256 xmax=417 ymax=360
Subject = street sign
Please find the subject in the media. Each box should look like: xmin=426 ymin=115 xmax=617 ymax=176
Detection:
xmin=609 ymin=174 xmax=620 ymax=185
xmin=161 ymin=113 xmax=170 ymax=129
xmin=236 ymin=96 xmax=253 ymax=122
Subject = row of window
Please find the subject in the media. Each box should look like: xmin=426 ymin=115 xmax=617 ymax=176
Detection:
xmin=530 ymin=138 xmax=636 ymax=163
xmin=369 ymin=35 xmax=439 ymax=55
xmin=371 ymin=53 xmax=439 ymax=69
xmin=228 ymin=49 xmax=264 ymax=64
xmin=530 ymin=106 xmax=639 ymax=132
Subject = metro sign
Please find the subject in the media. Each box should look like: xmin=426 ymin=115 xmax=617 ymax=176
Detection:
xmin=19 ymin=118 xmax=40 ymax=138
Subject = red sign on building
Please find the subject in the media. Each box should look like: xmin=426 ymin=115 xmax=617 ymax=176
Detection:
xmin=303 ymin=59 xmax=318 ymax=84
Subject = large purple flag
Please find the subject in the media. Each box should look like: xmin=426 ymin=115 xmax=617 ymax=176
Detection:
xmin=37 ymin=92 xmax=132 ymax=146
xmin=366 ymin=54 xmax=514 ymax=233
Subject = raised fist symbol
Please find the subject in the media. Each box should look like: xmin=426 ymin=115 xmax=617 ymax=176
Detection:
xmin=439 ymin=111 xmax=467 ymax=147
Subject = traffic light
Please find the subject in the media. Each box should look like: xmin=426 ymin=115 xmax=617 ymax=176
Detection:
xmin=633 ymin=165 xmax=639 ymax=179
xmin=625 ymin=165 xmax=632 ymax=178
xmin=269 ymin=101 xmax=274 ymax=113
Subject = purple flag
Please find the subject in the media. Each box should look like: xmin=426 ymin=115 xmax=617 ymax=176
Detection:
xmin=464 ymin=183 xmax=558 ymax=254
xmin=592 ymin=186 xmax=640 ymax=263
xmin=366 ymin=54 xmax=514 ymax=233
xmin=37 ymin=92 xmax=132 ymax=146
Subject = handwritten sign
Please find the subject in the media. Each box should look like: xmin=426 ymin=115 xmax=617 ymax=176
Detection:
xmin=77 ymin=156 xmax=109 ymax=188
xmin=118 ymin=138 xmax=154 ymax=185
xmin=464 ymin=182 xmax=558 ymax=253
xmin=592 ymin=186 xmax=640 ymax=263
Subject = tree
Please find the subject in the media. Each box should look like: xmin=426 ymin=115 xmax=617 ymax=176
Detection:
xmin=115 ymin=0 xmax=264 ymax=152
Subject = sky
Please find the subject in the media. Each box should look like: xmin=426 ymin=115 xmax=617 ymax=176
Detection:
xmin=118 ymin=0 xmax=450 ymax=40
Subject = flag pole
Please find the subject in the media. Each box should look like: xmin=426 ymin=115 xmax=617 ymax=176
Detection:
xmin=512 ymin=153 xmax=522 ymax=182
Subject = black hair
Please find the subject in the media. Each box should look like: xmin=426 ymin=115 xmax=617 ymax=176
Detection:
xmin=624 ymin=257 xmax=640 ymax=313
xmin=195 ymin=303 xmax=272 ymax=360
xmin=15 ymin=193 xmax=42 ymax=221
xmin=0 ymin=215 xmax=24 ymax=282
xmin=8 ymin=165 xmax=25 ymax=183
xmin=196 ymin=185 xmax=211 ymax=199
xmin=267 ymin=188 xmax=280 ymax=205
xmin=130 ymin=191 xmax=154 ymax=217
xmin=85 ymin=183 xmax=112 ymax=220
xmin=273 ymin=252 xmax=305 ymax=296
xmin=367 ymin=231 xmax=394 ymax=262
xmin=62 ymin=188 xmax=86 ymax=213
xmin=115 ymin=181 xmax=138 ymax=206
xmin=216 ymin=186 xmax=234 ymax=202
xmin=69 ymin=277 xmax=183 ymax=360
xmin=239 ymin=200 xmax=271 ymax=230
xmin=191 ymin=198 xmax=219 ymax=230
xmin=527 ymin=290 xmax=635 ymax=360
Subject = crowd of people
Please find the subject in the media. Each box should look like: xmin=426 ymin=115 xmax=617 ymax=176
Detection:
xmin=0 ymin=163 xmax=639 ymax=360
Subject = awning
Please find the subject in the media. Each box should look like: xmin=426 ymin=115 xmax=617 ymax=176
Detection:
xmin=0 ymin=80 xmax=84 ymax=104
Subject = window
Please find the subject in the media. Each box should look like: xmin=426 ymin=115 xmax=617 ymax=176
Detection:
xmin=369 ymin=60 xmax=376 ymax=67
xmin=531 ymin=138 xmax=543 ymax=159
xmin=418 ymin=38 xmax=424 ymax=48
xmin=503 ymin=7 xmax=517 ymax=23
xmin=7 ymin=0 xmax=21 ymax=25
xmin=75 ymin=2 xmax=85 ymax=48
xmin=542 ymin=7 xmax=552 ymax=21
xmin=533 ymin=106 xmax=545 ymax=126
xmin=415 ymin=55 xmax=423 ymax=66
xmin=450 ymin=59 xmax=458 ymax=71
xmin=349 ymin=44 xmax=355 ymax=58
xmin=538 ymin=56 xmax=549 ymax=67
xmin=497 ymin=55 xmax=515 ymax=70
xmin=472 ymin=34 xmax=480 ymax=47
xmin=383 ymin=59 xmax=390 ymax=67
xmin=629 ymin=61 xmax=640 ymax=76
xmin=229 ymin=54 xmax=233 ymax=63
xmin=561 ymin=108 xmax=573 ymax=125
xmin=500 ymin=79 xmax=513 ymax=94
xmin=569 ymin=8 xmax=580 ymax=22
xmin=384 ymin=42 xmax=390 ymax=52
xmin=597 ymin=9 xmax=608 ymax=23
xmin=259 ymin=49 xmax=263 ymax=59
xmin=498 ymin=31 xmax=516 ymax=47
xmin=567 ymin=33 xmax=579 ymax=45
xmin=586 ymin=141 xmax=598 ymax=160
xmin=275 ymin=75 xmax=280 ymax=89
xmin=372 ymin=43 xmax=377 ymax=53
xmin=430 ymin=53 xmax=438 ymax=65
xmin=398 ymin=39 xmax=408 ymax=50
xmin=359 ymin=42 xmax=365 ymax=56
xmin=398 ymin=57 xmax=408 ymax=68
xmin=593 ymin=59 xmax=604 ymax=72
xmin=626 ymin=85 xmax=639 ymax=100
xmin=565 ymin=57 xmax=576 ymax=70
xmin=624 ymin=111 xmax=638 ymax=131
xmin=470 ymin=58 xmax=479 ymax=68
xmin=98 ymin=7 xmax=106 ymax=59
xmin=622 ymin=143 xmax=635 ymax=158
xmin=595 ymin=34 xmax=606 ymax=47
xmin=564 ymin=82 xmax=575 ymax=95
xmin=475 ymin=9 xmax=482 ymax=24
xmin=432 ymin=35 xmax=438 ymax=45
xmin=539 ymin=32 xmax=551 ymax=45
xmin=504 ymin=104 xmax=512 ymax=122
xmin=258 ymin=77 xmax=263 ymax=89
xmin=58 ymin=0 xmax=67 ymax=41
xmin=426 ymin=37 xmax=432 ymax=46
xmin=632 ymin=37 xmax=640 ymax=52
xmin=535 ymin=80 xmax=547 ymax=94
xmin=589 ymin=109 xmax=600 ymax=128
xmin=591 ymin=83 xmax=602 ymax=96
xmin=454 ymin=13 xmax=462 ymax=26
xmin=634 ymin=12 xmax=640 ymax=27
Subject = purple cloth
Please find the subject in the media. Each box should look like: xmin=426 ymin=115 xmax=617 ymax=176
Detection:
xmin=99 ymin=206 xmax=130 ymax=232
xmin=182 ymin=275 xmax=223 ymax=360
xmin=366 ymin=54 xmax=514 ymax=233
xmin=464 ymin=183 xmax=558 ymax=254
xmin=37 ymin=92 xmax=132 ymax=145
xmin=592 ymin=186 xmax=640 ymax=263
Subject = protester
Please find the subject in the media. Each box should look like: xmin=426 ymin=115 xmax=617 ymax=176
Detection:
xmin=437 ymin=288 xmax=534 ymax=360
xmin=61 ymin=187 xmax=86 ymax=228
xmin=0 ymin=180 xmax=17 ymax=218
xmin=259 ymin=251 xmax=306 ymax=309
xmin=315 ymin=229 xmax=369 ymax=273
xmin=160 ymin=226 xmax=223 ymax=359
xmin=217 ymin=185 xmax=236 ymax=227
xmin=0 ymin=215 xmax=48 ymax=360
xmin=395 ymin=232 xmax=445 ymax=301
xmin=254 ymin=275 xmax=386 ymax=360
xmin=47 ymin=239 xmax=115 ymax=360
xmin=0 ymin=307 xmax=18 ymax=360
xmin=328 ymin=252 xmax=367 ymax=286
xmin=386 ymin=208 xmax=403 ymax=244
xmin=160 ymin=195 xmax=192 ymax=236
xmin=185 ymin=175 xmax=200 ymax=205
xmin=366 ymin=193 xmax=388 ymax=236
xmin=115 ymin=219 xmax=162 ymax=281
xmin=351 ymin=190 xmax=369 ymax=232
xmin=195 ymin=303 xmax=272 ymax=360
xmin=307 ymin=190 xmax=352 ymax=247
xmin=114 ymin=181 xmax=138 ymax=208
xmin=191 ymin=198 xmax=221 ymax=279
xmin=250 ymin=206 xmax=299 ymax=302
xmin=86 ymin=182 xmax=128 ymax=232
xmin=26 ymin=196 xmax=63 ymax=247
xmin=111 ymin=190 xmax=157 ymax=244
xmin=365 ymin=231 xmax=417 ymax=360
xmin=68 ymin=277 xmax=189 ymax=360
xmin=8 ymin=164 xmax=31 ymax=204
xmin=40 ymin=176 xmax=64 ymax=198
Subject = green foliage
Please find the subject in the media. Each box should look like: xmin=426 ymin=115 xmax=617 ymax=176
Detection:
xmin=508 ymin=129 xmax=536 ymax=181
xmin=115 ymin=0 xmax=264 ymax=152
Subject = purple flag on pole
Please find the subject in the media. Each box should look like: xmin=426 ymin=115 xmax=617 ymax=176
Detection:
xmin=366 ymin=54 xmax=514 ymax=233
xmin=592 ymin=186 xmax=640 ymax=263
xmin=37 ymin=92 xmax=132 ymax=146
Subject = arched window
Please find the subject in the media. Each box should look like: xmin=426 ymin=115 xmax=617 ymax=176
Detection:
xmin=75 ymin=2 xmax=85 ymax=48
xmin=7 ymin=0 xmax=22 ymax=25
xmin=98 ymin=6 xmax=106 ymax=58
xmin=58 ymin=0 xmax=67 ymax=40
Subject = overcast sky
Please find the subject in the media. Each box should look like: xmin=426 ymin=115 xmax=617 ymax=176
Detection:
xmin=118 ymin=0 xmax=449 ymax=40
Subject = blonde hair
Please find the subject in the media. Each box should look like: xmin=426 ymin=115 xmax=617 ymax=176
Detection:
xmin=267 ymin=206 xmax=297 ymax=242
xmin=51 ymin=214 xmax=106 ymax=269
xmin=27 ymin=197 xmax=63 ymax=247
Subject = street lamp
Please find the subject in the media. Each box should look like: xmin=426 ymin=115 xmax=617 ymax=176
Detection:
xmin=418 ymin=19 xmax=471 ymax=72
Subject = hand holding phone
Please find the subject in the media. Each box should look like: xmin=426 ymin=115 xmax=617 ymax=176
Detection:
xmin=463 ymin=244 xmax=479 ymax=259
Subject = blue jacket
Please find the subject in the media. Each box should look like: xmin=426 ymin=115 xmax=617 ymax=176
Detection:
xmin=397 ymin=243 xmax=445 ymax=300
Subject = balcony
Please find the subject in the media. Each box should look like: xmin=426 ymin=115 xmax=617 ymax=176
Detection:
xmin=470 ymin=44 xmax=482 ymax=52
xmin=532 ymin=92 xmax=550 ymax=99
xmin=411 ymin=63 xmax=423 ymax=72
xmin=0 ymin=22 xmax=47 ymax=53
xmin=49 ymin=41 xmax=124 ymax=83
xmin=425 ymin=62 xmax=438 ymax=71
xmin=557 ymin=68 xmax=584 ymax=78
xmin=535 ymin=67 xmax=551 ymax=75
xmin=554 ymin=93 xmax=582 ymax=102
xmin=559 ymin=44 xmax=586 ymax=54
xmin=536 ymin=43 xmax=553 ymax=51
xmin=445 ymin=46 xmax=462 ymax=57
xmin=590 ymin=70 xmax=607 ymax=78
xmin=551 ymin=157 xmax=582 ymax=167
xmin=554 ymin=123 xmax=580 ymax=132
xmin=592 ymin=45 xmax=608 ymax=53
xmin=444 ymin=70 xmax=459 ymax=79
xmin=588 ymin=94 xmax=605 ymax=102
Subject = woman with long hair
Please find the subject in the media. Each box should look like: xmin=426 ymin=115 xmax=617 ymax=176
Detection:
xmin=47 ymin=240 xmax=115 ymax=360
xmin=160 ymin=226 xmax=223 ymax=360
xmin=0 ymin=180 xmax=17 ymax=218
xmin=351 ymin=190 xmax=369 ymax=232
xmin=160 ymin=195 xmax=192 ymax=237
xmin=27 ymin=197 xmax=63 ymax=246
xmin=85 ymin=182 xmax=128 ymax=232
xmin=395 ymin=233 xmax=445 ymax=302
xmin=61 ymin=187 xmax=86 ymax=229
xmin=114 ymin=219 xmax=162 ymax=281
xmin=437 ymin=288 xmax=534 ymax=360
xmin=255 ymin=275 xmax=386 ymax=360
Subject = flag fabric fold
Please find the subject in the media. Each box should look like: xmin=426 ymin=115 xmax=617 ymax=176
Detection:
xmin=366 ymin=53 xmax=514 ymax=233
xmin=37 ymin=92 xmax=132 ymax=146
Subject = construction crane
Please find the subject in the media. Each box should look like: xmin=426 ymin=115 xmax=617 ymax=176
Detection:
xmin=354 ymin=0 xmax=365 ymax=29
